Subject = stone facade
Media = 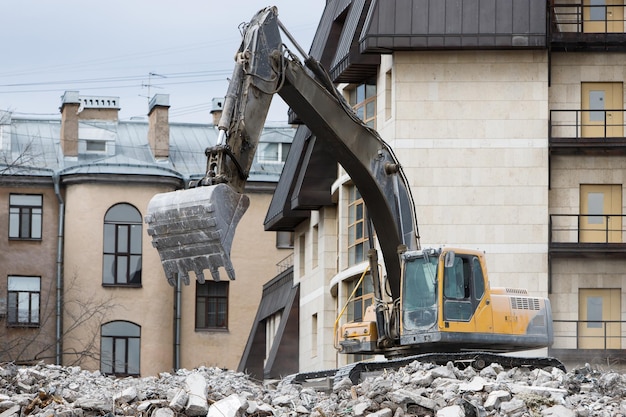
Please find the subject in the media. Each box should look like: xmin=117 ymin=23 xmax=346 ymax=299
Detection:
xmin=290 ymin=0 xmax=626 ymax=373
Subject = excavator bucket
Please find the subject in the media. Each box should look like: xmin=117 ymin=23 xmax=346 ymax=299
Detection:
xmin=145 ymin=184 xmax=250 ymax=286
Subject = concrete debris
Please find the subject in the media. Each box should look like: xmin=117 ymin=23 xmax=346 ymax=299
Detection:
xmin=1 ymin=361 xmax=626 ymax=417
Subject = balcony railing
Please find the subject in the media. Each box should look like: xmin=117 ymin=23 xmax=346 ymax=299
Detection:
xmin=550 ymin=213 xmax=625 ymax=243
xmin=550 ymin=3 xmax=626 ymax=50
xmin=549 ymin=109 xmax=626 ymax=153
xmin=550 ymin=109 xmax=626 ymax=139
xmin=276 ymin=252 xmax=294 ymax=274
xmin=552 ymin=319 xmax=624 ymax=350
xmin=551 ymin=3 xmax=625 ymax=33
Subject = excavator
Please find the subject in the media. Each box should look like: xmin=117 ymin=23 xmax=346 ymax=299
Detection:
xmin=145 ymin=6 xmax=563 ymax=377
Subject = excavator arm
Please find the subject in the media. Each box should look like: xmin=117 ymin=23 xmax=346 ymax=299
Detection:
xmin=145 ymin=7 xmax=419 ymax=298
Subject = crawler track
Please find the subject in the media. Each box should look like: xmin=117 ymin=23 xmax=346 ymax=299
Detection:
xmin=284 ymin=352 xmax=565 ymax=389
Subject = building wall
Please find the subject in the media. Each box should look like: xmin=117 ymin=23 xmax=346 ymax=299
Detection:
xmin=387 ymin=50 xmax=550 ymax=293
xmin=60 ymin=180 xmax=285 ymax=375
xmin=548 ymin=51 xmax=626 ymax=352
xmin=0 ymin=184 xmax=59 ymax=363
xmin=550 ymin=257 xmax=626 ymax=350
xmin=549 ymin=52 xmax=626 ymax=109
xmin=296 ymin=207 xmax=339 ymax=372
xmin=178 ymin=190 xmax=291 ymax=371
xmin=62 ymin=182 xmax=174 ymax=376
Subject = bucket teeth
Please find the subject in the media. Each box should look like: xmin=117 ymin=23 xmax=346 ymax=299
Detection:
xmin=145 ymin=183 xmax=250 ymax=286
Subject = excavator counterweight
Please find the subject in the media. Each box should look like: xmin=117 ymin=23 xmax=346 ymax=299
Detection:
xmin=145 ymin=183 xmax=249 ymax=285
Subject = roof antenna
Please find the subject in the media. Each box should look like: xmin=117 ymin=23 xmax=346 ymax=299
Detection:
xmin=140 ymin=72 xmax=166 ymax=101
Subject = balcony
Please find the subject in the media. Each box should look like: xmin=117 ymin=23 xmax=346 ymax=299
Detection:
xmin=550 ymin=319 xmax=626 ymax=366
xmin=549 ymin=109 xmax=626 ymax=155
xmin=549 ymin=214 xmax=626 ymax=257
xmin=550 ymin=2 xmax=626 ymax=51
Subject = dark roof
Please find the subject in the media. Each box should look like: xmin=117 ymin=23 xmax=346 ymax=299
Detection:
xmin=360 ymin=0 xmax=546 ymax=56
xmin=320 ymin=0 xmax=548 ymax=84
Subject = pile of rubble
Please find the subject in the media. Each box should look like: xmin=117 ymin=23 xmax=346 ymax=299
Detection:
xmin=1 ymin=360 xmax=626 ymax=417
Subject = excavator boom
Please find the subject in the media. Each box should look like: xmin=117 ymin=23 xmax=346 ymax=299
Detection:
xmin=145 ymin=6 xmax=419 ymax=292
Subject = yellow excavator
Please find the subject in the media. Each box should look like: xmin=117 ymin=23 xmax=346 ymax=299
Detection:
xmin=144 ymin=6 xmax=562 ymax=373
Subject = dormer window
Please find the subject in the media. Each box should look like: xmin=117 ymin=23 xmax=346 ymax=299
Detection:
xmin=86 ymin=140 xmax=107 ymax=153
xmin=78 ymin=121 xmax=116 ymax=155
xmin=257 ymin=142 xmax=291 ymax=163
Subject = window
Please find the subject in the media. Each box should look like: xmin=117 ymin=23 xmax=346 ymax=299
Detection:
xmin=265 ymin=311 xmax=282 ymax=364
xmin=7 ymin=276 xmax=40 ymax=327
xmin=9 ymin=194 xmax=42 ymax=239
xmin=348 ymin=82 xmax=376 ymax=128
xmin=589 ymin=0 xmax=606 ymax=21
xmin=348 ymin=186 xmax=368 ymax=266
xmin=86 ymin=140 xmax=107 ymax=152
xmin=196 ymin=281 xmax=228 ymax=329
xmin=586 ymin=296 xmax=603 ymax=328
xmin=471 ymin=257 xmax=485 ymax=300
xmin=312 ymin=224 xmax=319 ymax=269
xmin=101 ymin=321 xmax=140 ymax=376
xmin=402 ymin=255 xmax=438 ymax=330
xmin=347 ymin=273 xmax=374 ymax=323
xmin=385 ymin=70 xmax=392 ymax=121
xmin=276 ymin=231 xmax=294 ymax=249
xmin=103 ymin=204 xmax=142 ymax=286
xmin=443 ymin=255 xmax=475 ymax=321
xmin=298 ymin=234 xmax=305 ymax=276
xmin=311 ymin=313 xmax=318 ymax=357
xmin=257 ymin=142 xmax=291 ymax=163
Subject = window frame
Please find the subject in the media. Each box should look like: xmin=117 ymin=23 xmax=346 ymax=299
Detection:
xmin=195 ymin=281 xmax=229 ymax=330
xmin=9 ymin=194 xmax=43 ymax=240
xmin=348 ymin=186 xmax=368 ymax=266
xmin=257 ymin=142 xmax=291 ymax=163
xmin=348 ymin=82 xmax=377 ymax=128
xmin=102 ymin=203 xmax=143 ymax=287
xmin=346 ymin=273 xmax=374 ymax=323
xmin=85 ymin=139 xmax=107 ymax=153
xmin=100 ymin=321 xmax=141 ymax=376
xmin=7 ymin=276 xmax=41 ymax=327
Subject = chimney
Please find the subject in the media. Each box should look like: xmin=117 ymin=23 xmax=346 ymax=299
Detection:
xmin=76 ymin=95 xmax=120 ymax=121
xmin=210 ymin=97 xmax=224 ymax=126
xmin=60 ymin=91 xmax=121 ymax=157
xmin=148 ymin=94 xmax=170 ymax=159
xmin=60 ymin=91 xmax=80 ymax=157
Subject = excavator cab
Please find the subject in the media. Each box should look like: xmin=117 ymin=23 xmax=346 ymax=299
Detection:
xmin=339 ymin=247 xmax=554 ymax=357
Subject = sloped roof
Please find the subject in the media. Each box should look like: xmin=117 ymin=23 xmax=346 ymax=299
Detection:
xmin=0 ymin=116 xmax=295 ymax=184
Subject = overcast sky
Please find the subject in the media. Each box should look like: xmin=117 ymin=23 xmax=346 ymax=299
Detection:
xmin=1 ymin=1 xmax=326 ymax=124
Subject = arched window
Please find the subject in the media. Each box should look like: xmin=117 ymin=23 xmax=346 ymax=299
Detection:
xmin=103 ymin=203 xmax=142 ymax=286
xmin=101 ymin=321 xmax=140 ymax=375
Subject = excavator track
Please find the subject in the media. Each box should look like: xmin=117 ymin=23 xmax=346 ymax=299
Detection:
xmin=284 ymin=353 xmax=565 ymax=391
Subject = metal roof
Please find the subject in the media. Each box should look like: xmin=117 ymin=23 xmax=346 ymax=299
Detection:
xmin=1 ymin=116 xmax=295 ymax=183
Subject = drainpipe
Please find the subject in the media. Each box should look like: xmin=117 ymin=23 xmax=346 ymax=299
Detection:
xmin=172 ymin=177 xmax=190 ymax=371
xmin=174 ymin=274 xmax=181 ymax=370
xmin=53 ymin=173 xmax=65 ymax=365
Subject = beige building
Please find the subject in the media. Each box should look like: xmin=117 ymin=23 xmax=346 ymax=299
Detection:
xmin=0 ymin=92 xmax=295 ymax=376
xmin=239 ymin=0 xmax=626 ymax=377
